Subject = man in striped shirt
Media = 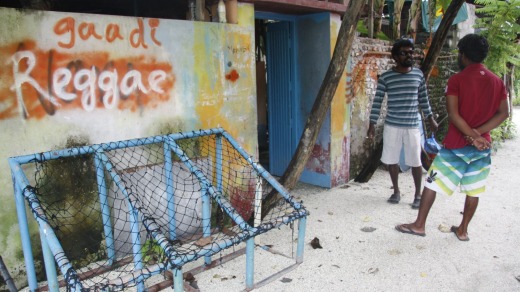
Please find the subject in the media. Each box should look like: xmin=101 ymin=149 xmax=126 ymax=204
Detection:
xmin=367 ymin=39 xmax=438 ymax=209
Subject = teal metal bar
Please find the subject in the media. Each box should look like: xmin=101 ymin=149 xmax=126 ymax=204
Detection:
xmin=216 ymin=133 xmax=223 ymax=193
xmin=94 ymin=152 xmax=115 ymax=265
xmin=11 ymin=167 xmax=37 ymax=291
xmin=98 ymin=153 xmax=145 ymax=291
xmin=39 ymin=228 xmax=58 ymax=292
xmin=201 ymin=185 xmax=211 ymax=265
xmin=166 ymin=139 xmax=253 ymax=232
xmin=245 ymin=237 xmax=255 ymax=290
xmin=9 ymin=127 xmax=308 ymax=291
xmin=12 ymin=178 xmax=83 ymax=290
xmin=163 ymin=143 xmax=177 ymax=241
xmin=296 ymin=217 xmax=307 ymax=263
xmin=174 ymin=268 xmax=183 ymax=292
xmin=220 ymin=131 xmax=304 ymax=210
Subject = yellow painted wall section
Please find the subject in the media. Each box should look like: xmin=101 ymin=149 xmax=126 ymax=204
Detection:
xmin=329 ymin=14 xmax=351 ymax=186
xmin=193 ymin=5 xmax=256 ymax=149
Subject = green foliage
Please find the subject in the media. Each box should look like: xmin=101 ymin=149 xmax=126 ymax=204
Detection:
xmin=141 ymin=239 xmax=165 ymax=265
xmin=474 ymin=0 xmax=520 ymax=79
xmin=513 ymin=97 xmax=520 ymax=106
xmin=356 ymin=20 xmax=390 ymax=41
xmin=490 ymin=116 xmax=517 ymax=150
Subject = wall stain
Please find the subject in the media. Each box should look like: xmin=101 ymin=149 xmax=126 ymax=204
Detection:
xmin=225 ymin=69 xmax=239 ymax=82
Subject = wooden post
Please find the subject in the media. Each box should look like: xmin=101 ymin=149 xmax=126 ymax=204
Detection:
xmin=368 ymin=0 xmax=374 ymax=38
xmin=421 ymin=0 xmax=465 ymax=81
xmin=0 ymin=256 xmax=17 ymax=292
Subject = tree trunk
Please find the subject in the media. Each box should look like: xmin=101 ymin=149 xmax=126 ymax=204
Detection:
xmin=421 ymin=0 xmax=465 ymax=81
xmin=406 ymin=0 xmax=422 ymax=40
xmin=0 ymin=256 xmax=17 ymax=292
xmin=392 ymin=0 xmax=405 ymax=40
xmin=505 ymin=63 xmax=515 ymax=117
xmin=373 ymin=0 xmax=385 ymax=36
xmin=368 ymin=0 xmax=374 ymax=39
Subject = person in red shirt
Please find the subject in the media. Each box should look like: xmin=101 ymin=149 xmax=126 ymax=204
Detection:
xmin=395 ymin=34 xmax=509 ymax=241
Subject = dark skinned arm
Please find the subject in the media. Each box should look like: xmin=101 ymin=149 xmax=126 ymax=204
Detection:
xmin=474 ymin=99 xmax=510 ymax=135
xmin=446 ymin=94 xmax=495 ymax=150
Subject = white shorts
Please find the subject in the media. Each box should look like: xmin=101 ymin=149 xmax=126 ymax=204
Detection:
xmin=381 ymin=125 xmax=421 ymax=167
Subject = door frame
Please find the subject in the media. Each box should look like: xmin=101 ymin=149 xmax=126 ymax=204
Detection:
xmin=255 ymin=12 xmax=299 ymax=175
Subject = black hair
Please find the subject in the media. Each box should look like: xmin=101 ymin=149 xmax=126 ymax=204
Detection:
xmin=457 ymin=33 xmax=489 ymax=63
xmin=391 ymin=38 xmax=414 ymax=57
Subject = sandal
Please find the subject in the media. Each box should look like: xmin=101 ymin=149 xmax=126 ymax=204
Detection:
xmin=387 ymin=193 xmax=400 ymax=204
xmin=411 ymin=198 xmax=421 ymax=209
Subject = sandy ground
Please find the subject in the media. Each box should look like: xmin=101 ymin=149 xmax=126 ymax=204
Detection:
xmin=14 ymin=109 xmax=520 ymax=292
xmin=187 ymin=107 xmax=520 ymax=292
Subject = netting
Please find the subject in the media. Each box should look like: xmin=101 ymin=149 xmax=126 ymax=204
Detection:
xmin=12 ymin=128 xmax=307 ymax=291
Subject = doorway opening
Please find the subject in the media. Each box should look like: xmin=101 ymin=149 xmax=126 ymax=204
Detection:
xmin=255 ymin=15 xmax=296 ymax=176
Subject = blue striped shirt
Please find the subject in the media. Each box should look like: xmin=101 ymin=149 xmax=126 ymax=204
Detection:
xmin=369 ymin=67 xmax=432 ymax=128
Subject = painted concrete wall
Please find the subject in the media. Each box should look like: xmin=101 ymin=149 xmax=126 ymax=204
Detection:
xmin=296 ymin=13 xmax=332 ymax=187
xmin=348 ymin=38 xmax=394 ymax=179
xmin=330 ymin=13 xmax=350 ymax=187
xmin=0 ymin=4 xmax=256 ymax=287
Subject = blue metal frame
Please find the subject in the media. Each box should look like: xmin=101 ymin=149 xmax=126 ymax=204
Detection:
xmin=10 ymin=128 xmax=308 ymax=291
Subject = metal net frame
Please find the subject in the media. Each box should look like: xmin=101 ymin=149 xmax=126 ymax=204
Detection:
xmin=9 ymin=128 xmax=308 ymax=291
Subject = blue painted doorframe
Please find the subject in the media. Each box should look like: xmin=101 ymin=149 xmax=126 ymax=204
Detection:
xmin=256 ymin=11 xmax=332 ymax=187
xmin=257 ymin=12 xmax=298 ymax=177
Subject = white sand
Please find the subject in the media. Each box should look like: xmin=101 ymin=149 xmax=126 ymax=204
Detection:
xmin=189 ymin=107 xmax=520 ymax=291
xmin=19 ymin=108 xmax=520 ymax=292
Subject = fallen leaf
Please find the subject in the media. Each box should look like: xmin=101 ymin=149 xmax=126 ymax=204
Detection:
xmin=387 ymin=249 xmax=402 ymax=255
xmin=362 ymin=216 xmax=372 ymax=222
xmin=189 ymin=281 xmax=199 ymax=289
xmin=222 ymin=227 xmax=237 ymax=236
xmin=194 ymin=236 xmax=213 ymax=247
xmin=332 ymin=264 xmax=340 ymax=268
xmin=310 ymin=237 xmax=323 ymax=249
xmin=361 ymin=227 xmax=376 ymax=232
xmin=368 ymin=267 xmax=379 ymax=274
xmin=438 ymin=223 xmax=451 ymax=233
xmin=328 ymin=211 xmax=334 ymax=215
xmin=184 ymin=272 xmax=195 ymax=282
xmin=280 ymin=277 xmax=292 ymax=283
xmin=420 ymin=272 xmax=427 ymax=278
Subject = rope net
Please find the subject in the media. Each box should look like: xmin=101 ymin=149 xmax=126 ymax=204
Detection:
xmin=20 ymin=129 xmax=306 ymax=291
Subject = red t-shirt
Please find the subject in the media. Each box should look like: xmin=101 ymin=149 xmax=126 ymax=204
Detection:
xmin=443 ymin=63 xmax=507 ymax=149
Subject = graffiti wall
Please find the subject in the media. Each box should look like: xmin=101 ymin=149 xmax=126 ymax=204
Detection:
xmin=0 ymin=5 xmax=256 ymax=287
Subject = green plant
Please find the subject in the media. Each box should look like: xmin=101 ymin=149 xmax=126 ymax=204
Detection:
xmin=490 ymin=117 xmax=517 ymax=150
xmin=141 ymin=239 xmax=165 ymax=265
xmin=356 ymin=20 xmax=390 ymax=41
xmin=474 ymin=0 xmax=520 ymax=81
